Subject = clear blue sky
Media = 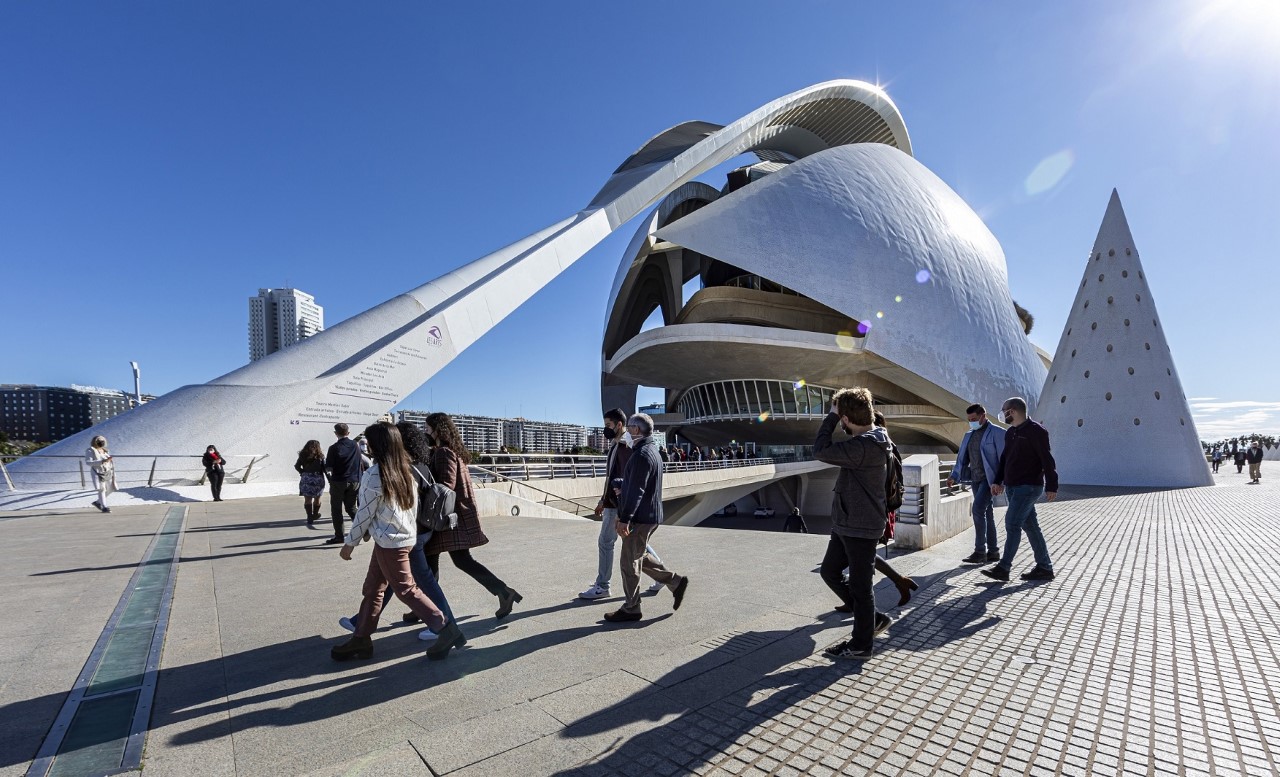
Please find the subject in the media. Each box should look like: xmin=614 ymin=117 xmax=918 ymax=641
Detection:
xmin=4 ymin=1 xmax=1277 ymax=439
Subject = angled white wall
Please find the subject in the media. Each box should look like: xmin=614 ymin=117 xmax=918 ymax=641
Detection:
xmin=1034 ymin=191 xmax=1212 ymax=488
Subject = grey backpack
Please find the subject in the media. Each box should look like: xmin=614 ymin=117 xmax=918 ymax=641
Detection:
xmin=411 ymin=464 xmax=458 ymax=533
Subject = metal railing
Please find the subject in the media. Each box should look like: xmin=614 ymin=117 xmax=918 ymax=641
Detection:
xmin=466 ymin=454 xmax=797 ymax=484
xmin=468 ymin=463 xmax=599 ymax=517
xmin=0 ymin=453 xmax=270 ymax=492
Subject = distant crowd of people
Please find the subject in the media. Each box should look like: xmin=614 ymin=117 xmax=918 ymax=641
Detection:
xmin=1208 ymin=440 xmax=1266 ymax=483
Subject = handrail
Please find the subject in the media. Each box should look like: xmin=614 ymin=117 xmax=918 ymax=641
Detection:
xmin=468 ymin=463 xmax=599 ymax=515
xmin=0 ymin=453 xmax=270 ymax=492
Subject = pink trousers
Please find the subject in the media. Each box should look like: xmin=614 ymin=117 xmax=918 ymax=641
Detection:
xmin=355 ymin=545 xmax=447 ymax=638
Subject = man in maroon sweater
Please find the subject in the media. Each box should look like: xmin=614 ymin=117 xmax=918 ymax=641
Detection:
xmin=981 ymin=397 xmax=1058 ymax=582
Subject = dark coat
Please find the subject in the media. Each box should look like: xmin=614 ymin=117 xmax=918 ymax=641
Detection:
xmin=813 ymin=413 xmax=889 ymax=540
xmin=326 ymin=438 xmax=363 ymax=482
xmin=599 ymin=440 xmax=633 ymax=509
xmin=618 ymin=435 xmax=664 ymax=524
xmin=424 ymin=447 xmax=488 ymax=554
xmin=202 ymin=451 xmax=225 ymax=473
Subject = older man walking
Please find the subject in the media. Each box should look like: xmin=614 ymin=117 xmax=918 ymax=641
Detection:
xmin=604 ymin=413 xmax=689 ymax=622
xmin=982 ymin=397 xmax=1058 ymax=582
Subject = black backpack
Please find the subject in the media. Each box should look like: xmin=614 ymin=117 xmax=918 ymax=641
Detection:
xmin=410 ymin=463 xmax=458 ymax=533
xmin=884 ymin=442 xmax=904 ymax=513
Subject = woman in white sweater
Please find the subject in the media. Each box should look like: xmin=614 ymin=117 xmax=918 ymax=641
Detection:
xmin=331 ymin=422 xmax=465 ymax=661
xmin=85 ymin=435 xmax=116 ymax=513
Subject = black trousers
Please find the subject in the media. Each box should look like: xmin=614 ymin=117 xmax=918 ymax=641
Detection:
xmin=820 ymin=533 xmax=881 ymax=650
xmin=330 ymin=480 xmax=358 ymax=538
xmin=426 ymin=549 xmax=509 ymax=598
xmin=207 ymin=468 xmax=224 ymax=500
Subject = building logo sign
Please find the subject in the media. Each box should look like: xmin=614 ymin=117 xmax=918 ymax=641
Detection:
xmin=426 ymin=325 xmax=444 ymax=347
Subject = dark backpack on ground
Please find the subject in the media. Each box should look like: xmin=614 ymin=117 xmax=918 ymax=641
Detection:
xmin=411 ymin=463 xmax=458 ymax=533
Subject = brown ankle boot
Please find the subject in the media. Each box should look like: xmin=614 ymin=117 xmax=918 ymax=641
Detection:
xmin=330 ymin=635 xmax=373 ymax=661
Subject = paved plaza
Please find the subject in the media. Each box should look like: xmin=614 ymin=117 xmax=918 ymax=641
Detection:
xmin=2 ymin=467 xmax=1278 ymax=776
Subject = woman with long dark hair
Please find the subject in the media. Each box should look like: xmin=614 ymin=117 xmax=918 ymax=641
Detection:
xmin=424 ymin=412 xmax=522 ymax=619
xmin=295 ymin=439 xmax=326 ymax=527
xmin=330 ymin=422 xmax=464 ymax=661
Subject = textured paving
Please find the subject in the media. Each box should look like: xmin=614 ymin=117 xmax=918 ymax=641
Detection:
xmin=1 ymin=465 xmax=1277 ymax=776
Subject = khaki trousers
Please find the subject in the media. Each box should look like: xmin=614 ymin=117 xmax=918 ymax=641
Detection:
xmin=1250 ymin=462 xmax=1262 ymax=481
xmin=619 ymin=522 xmax=681 ymax=614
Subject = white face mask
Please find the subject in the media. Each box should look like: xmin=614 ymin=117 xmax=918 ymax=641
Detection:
xmin=968 ymin=420 xmax=982 ymax=431
xmin=622 ymin=431 xmax=634 ymax=448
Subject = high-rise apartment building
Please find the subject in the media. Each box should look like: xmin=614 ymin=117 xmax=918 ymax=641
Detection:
xmin=249 ymin=288 xmax=324 ymax=361
xmin=0 ymin=384 xmax=153 ymax=443
xmin=395 ymin=411 xmax=587 ymax=454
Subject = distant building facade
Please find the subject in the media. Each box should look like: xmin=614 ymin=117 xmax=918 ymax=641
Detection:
xmin=249 ymin=288 xmax=324 ymax=362
xmin=1 ymin=384 xmax=154 ymax=443
xmin=395 ymin=410 xmax=587 ymax=453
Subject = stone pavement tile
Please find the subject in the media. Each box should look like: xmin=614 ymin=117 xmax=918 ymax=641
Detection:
xmin=411 ymin=701 xmax=561 ymax=774
xmin=533 ymin=669 xmax=659 ymax=726
xmin=297 ymin=740 xmax=431 ymax=776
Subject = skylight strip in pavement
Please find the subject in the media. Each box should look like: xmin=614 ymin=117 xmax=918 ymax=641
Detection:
xmin=27 ymin=505 xmax=188 ymax=777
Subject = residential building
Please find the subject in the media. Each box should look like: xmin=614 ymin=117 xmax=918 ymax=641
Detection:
xmin=396 ymin=410 xmax=587 ymax=454
xmin=249 ymin=288 xmax=324 ymax=362
xmin=0 ymin=384 xmax=153 ymax=444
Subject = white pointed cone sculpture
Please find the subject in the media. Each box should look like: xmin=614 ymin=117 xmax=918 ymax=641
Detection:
xmin=1034 ymin=190 xmax=1212 ymax=487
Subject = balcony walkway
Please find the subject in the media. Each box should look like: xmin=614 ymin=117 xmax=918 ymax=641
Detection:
xmin=1 ymin=466 xmax=1278 ymax=776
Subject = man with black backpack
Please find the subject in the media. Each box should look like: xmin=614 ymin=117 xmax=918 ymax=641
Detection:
xmin=814 ymin=387 xmax=894 ymax=660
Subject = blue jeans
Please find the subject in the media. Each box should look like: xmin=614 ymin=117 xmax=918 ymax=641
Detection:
xmin=971 ymin=479 xmax=998 ymax=553
xmin=408 ymin=532 xmax=455 ymax=624
xmin=998 ymin=485 xmax=1052 ymax=572
xmin=596 ymin=508 xmax=661 ymax=591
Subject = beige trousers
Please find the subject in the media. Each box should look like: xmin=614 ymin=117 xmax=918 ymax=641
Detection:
xmin=619 ymin=522 xmax=681 ymax=614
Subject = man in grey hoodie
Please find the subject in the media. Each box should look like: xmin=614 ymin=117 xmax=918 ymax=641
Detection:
xmin=815 ymin=387 xmax=892 ymax=660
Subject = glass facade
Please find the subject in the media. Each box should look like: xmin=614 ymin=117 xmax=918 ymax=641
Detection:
xmin=675 ymin=379 xmax=839 ymax=423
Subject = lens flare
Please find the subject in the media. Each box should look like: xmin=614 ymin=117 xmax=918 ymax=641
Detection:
xmin=894 ymin=295 xmax=903 ymax=303
xmin=915 ymin=269 xmax=931 ymax=284
xmin=857 ymin=320 xmax=873 ymax=335
xmin=875 ymin=311 xmax=884 ymax=319
xmin=1024 ymin=149 xmax=1075 ymax=196
xmin=835 ymin=330 xmax=857 ymax=350
xmin=756 ymin=411 xmax=771 ymax=423
xmin=793 ymin=379 xmax=806 ymax=390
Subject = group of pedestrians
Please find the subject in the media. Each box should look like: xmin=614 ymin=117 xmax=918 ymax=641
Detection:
xmin=1210 ymin=442 xmax=1265 ymax=483
xmin=815 ymin=391 xmax=1059 ymax=660
xmin=318 ymin=415 xmax=521 ymax=662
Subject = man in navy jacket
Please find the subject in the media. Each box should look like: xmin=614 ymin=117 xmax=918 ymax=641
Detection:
xmin=948 ymin=403 xmax=1007 ymax=564
xmin=982 ymin=397 xmax=1058 ymax=582
xmin=605 ymin=413 xmax=689 ymax=622
xmin=324 ymin=423 xmax=363 ymax=545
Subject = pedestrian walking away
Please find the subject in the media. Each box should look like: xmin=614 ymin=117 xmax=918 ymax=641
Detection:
xmin=781 ymin=507 xmax=809 ymax=533
xmin=422 ymin=412 xmax=523 ymax=620
xmin=814 ymin=388 xmax=893 ymax=660
xmin=202 ymin=444 xmax=226 ymax=502
xmin=605 ymin=413 xmax=689 ymax=623
xmin=329 ymin=422 xmax=464 ymax=662
xmin=85 ymin=435 xmax=116 ymax=513
xmin=325 ymin=423 xmax=363 ymax=545
xmin=579 ymin=407 xmax=666 ymax=602
xmin=982 ymin=397 xmax=1059 ymax=583
xmin=948 ymin=403 xmax=1006 ymax=564
xmin=295 ymin=439 xmax=327 ymax=527
xmin=1246 ymin=441 xmax=1264 ymax=484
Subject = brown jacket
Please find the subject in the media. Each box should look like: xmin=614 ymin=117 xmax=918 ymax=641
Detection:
xmin=423 ymin=447 xmax=488 ymax=554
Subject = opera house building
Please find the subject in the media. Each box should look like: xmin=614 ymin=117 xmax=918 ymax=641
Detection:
xmin=600 ymin=103 xmax=1049 ymax=456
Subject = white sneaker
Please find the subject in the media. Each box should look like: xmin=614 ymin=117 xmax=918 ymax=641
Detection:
xmin=578 ymin=584 xmax=611 ymax=600
xmin=338 ymin=615 xmax=357 ymax=633
xmin=647 ymin=581 xmax=664 ymax=594
xmin=417 ymin=628 xmax=438 ymax=642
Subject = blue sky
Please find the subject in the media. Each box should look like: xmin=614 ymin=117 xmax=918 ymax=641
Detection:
xmin=3 ymin=1 xmax=1278 ymax=438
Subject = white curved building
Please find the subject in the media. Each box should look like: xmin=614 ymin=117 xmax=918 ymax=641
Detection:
xmin=602 ymin=131 xmax=1046 ymax=453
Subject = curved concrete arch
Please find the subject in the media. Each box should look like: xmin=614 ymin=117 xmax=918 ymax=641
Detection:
xmin=9 ymin=80 xmax=913 ymax=490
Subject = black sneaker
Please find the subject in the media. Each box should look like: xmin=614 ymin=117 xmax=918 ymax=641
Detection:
xmin=986 ymin=552 xmax=1002 ymax=562
xmin=833 ymin=604 xmax=853 ymax=614
xmin=671 ymin=577 xmax=689 ymax=611
xmin=824 ymin=640 xmax=873 ymax=660
xmin=324 ymin=537 xmax=344 ymax=545
xmin=980 ymin=565 xmax=1010 ymax=582
xmin=873 ymin=613 xmax=891 ymax=636
xmin=1020 ymin=566 xmax=1056 ymax=581
xmin=961 ymin=552 xmax=987 ymax=564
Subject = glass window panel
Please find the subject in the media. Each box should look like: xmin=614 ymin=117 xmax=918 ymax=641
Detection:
xmin=781 ymin=383 xmax=797 ymax=414
xmin=714 ymin=383 xmax=728 ymax=416
xmin=795 ymin=385 xmax=810 ymax=415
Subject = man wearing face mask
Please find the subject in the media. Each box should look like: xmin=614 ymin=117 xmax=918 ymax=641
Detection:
xmin=578 ymin=409 xmax=664 ymax=601
xmin=982 ymin=397 xmax=1058 ymax=582
xmin=948 ymin=404 xmax=1006 ymax=564
xmin=1245 ymin=441 xmax=1263 ymax=484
